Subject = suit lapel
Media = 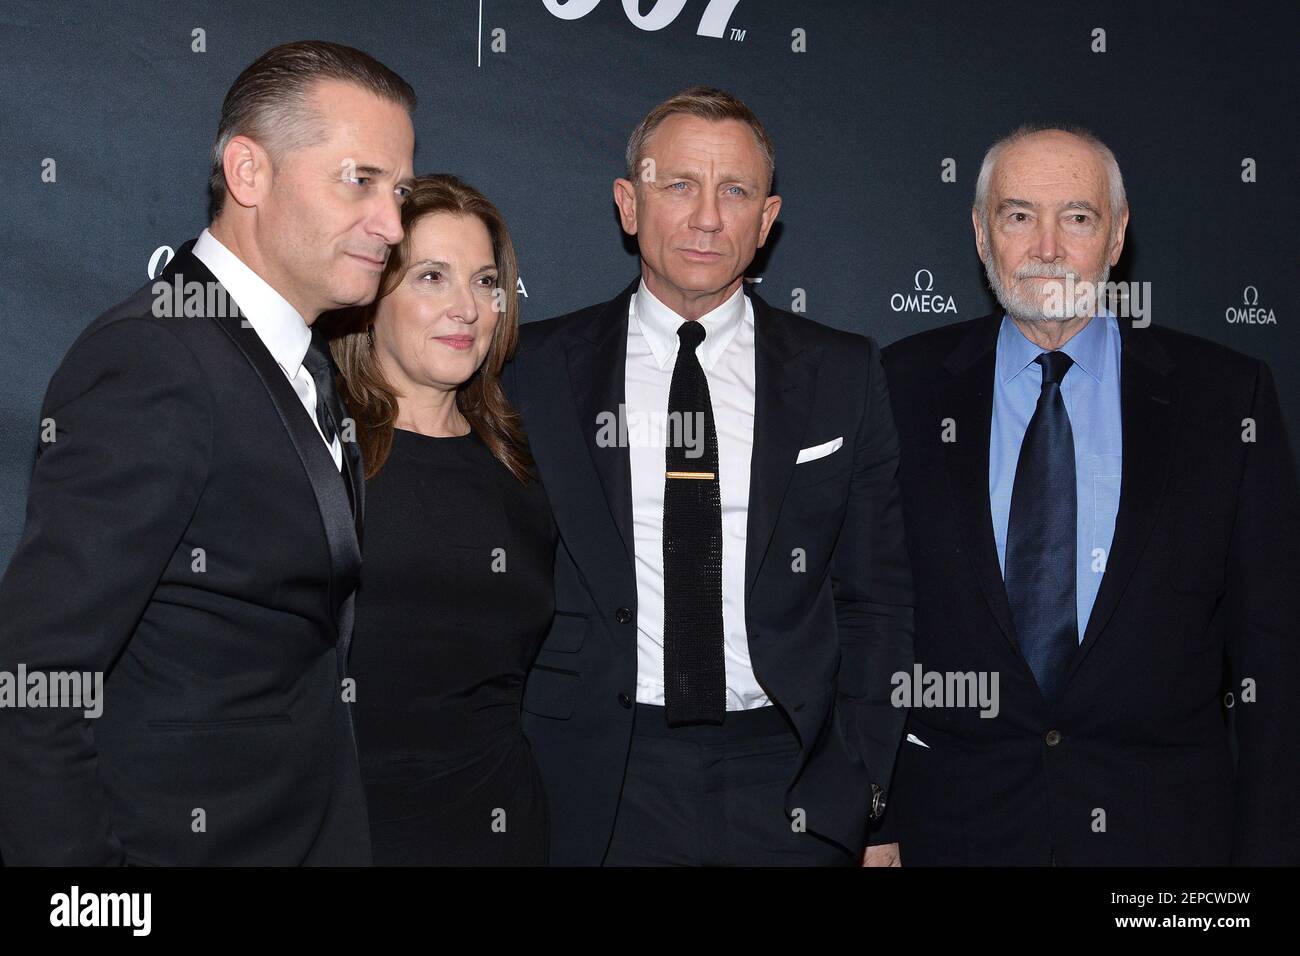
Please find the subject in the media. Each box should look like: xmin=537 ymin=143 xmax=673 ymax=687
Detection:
xmin=744 ymin=291 xmax=817 ymax=598
xmin=346 ymin=432 xmax=365 ymax=546
xmin=566 ymin=282 xmax=818 ymax=596
xmin=1066 ymin=320 xmax=1176 ymax=674
xmin=939 ymin=315 xmax=1020 ymax=654
xmin=335 ymin=387 xmax=366 ymax=548
xmin=162 ymin=243 xmax=362 ymax=640
xmin=568 ymin=280 xmax=637 ymax=568
xmin=938 ymin=313 xmax=1178 ymax=684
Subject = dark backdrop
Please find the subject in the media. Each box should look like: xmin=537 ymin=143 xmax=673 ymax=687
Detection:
xmin=2 ymin=0 xmax=1296 ymax=572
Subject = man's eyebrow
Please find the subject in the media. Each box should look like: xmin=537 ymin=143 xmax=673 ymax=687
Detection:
xmin=997 ymin=198 xmax=1102 ymax=215
xmin=719 ymin=172 xmax=757 ymax=187
xmin=658 ymin=168 xmax=757 ymax=186
xmin=1064 ymin=200 xmax=1101 ymax=214
xmin=350 ymin=164 xmax=415 ymax=189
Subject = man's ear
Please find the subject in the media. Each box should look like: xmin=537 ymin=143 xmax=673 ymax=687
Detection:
xmin=756 ymin=193 xmax=781 ymax=247
xmin=972 ymin=206 xmax=989 ymax=262
xmin=1108 ymin=204 xmax=1130 ymax=265
xmin=613 ymin=178 xmax=638 ymax=236
xmin=222 ymin=135 xmax=272 ymax=210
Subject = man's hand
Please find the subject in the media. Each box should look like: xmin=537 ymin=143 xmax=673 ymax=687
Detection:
xmin=862 ymin=842 xmax=901 ymax=867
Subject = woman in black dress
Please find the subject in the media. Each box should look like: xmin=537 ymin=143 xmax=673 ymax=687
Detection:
xmin=330 ymin=175 xmax=554 ymax=865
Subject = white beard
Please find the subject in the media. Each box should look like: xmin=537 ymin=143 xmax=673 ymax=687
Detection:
xmin=983 ymin=256 xmax=1111 ymax=323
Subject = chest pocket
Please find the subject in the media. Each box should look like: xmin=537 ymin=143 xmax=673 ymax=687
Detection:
xmin=789 ymin=441 xmax=850 ymax=490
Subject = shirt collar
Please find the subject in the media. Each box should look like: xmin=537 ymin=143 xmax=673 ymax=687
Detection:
xmin=192 ymin=228 xmax=312 ymax=378
xmin=997 ymin=310 xmax=1114 ymax=386
xmin=631 ymin=278 xmax=748 ymax=371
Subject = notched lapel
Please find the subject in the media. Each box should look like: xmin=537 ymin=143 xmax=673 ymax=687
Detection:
xmin=1068 ymin=322 xmax=1177 ymax=675
xmin=939 ymin=317 xmax=1020 ymax=655
xmin=568 ymin=281 xmax=637 ymax=569
xmin=744 ymin=293 xmax=817 ymax=598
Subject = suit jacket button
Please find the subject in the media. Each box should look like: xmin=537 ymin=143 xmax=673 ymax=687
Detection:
xmin=618 ymin=692 xmax=632 ymax=709
xmin=1045 ymin=730 xmax=1062 ymax=747
xmin=615 ymin=607 xmax=632 ymax=624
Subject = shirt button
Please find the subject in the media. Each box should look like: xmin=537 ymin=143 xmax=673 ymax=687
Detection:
xmin=617 ymin=692 xmax=632 ymax=709
xmin=1045 ymin=730 xmax=1062 ymax=747
xmin=615 ymin=607 xmax=632 ymax=624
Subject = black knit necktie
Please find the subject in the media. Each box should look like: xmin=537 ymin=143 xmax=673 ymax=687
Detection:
xmin=662 ymin=320 xmax=725 ymax=726
xmin=303 ymin=327 xmax=356 ymax=518
xmin=1005 ymin=350 xmax=1077 ymax=703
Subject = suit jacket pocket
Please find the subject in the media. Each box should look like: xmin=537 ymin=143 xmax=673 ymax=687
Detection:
xmin=147 ymin=714 xmax=292 ymax=731
xmin=541 ymin=611 xmax=589 ymax=653
xmin=521 ymin=665 xmax=580 ymax=720
xmin=790 ymin=447 xmax=849 ymax=490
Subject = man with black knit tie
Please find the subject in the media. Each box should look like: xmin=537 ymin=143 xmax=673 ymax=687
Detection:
xmin=503 ymin=87 xmax=914 ymax=866
xmin=0 ymin=41 xmax=414 ymax=865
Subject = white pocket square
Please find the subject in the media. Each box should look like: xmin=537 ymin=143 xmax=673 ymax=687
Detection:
xmin=796 ymin=436 xmax=843 ymax=464
xmin=906 ymin=733 xmax=930 ymax=749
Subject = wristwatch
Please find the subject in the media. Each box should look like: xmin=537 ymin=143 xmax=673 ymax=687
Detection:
xmin=870 ymin=783 xmax=886 ymax=820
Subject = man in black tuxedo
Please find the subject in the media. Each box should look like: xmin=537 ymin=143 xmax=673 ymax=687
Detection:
xmin=0 ymin=41 xmax=416 ymax=865
xmin=504 ymin=87 xmax=913 ymax=866
xmin=880 ymin=125 xmax=1300 ymax=865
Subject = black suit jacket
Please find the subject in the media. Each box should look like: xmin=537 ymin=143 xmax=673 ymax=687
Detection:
xmin=502 ymin=280 xmax=914 ymax=865
xmin=880 ymin=313 xmax=1300 ymax=865
xmin=0 ymin=240 xmax=370 ymax=865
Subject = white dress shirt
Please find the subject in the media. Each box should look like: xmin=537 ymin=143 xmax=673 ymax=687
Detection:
xmin=626 ymin=279 xmax=769 ymax=710
xmin=193 ymin=228 xmax=343 ymax=470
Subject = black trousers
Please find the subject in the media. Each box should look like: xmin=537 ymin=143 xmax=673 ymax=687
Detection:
xmin=604 ymin=703 xmax=855 ymax=866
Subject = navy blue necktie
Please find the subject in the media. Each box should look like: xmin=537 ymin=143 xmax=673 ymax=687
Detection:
xmin=1005 ymin=350 xmax=1077 ymax=703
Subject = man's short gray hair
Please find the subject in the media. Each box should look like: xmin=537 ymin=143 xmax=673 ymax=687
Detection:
xmin=208 ymin=40 xmax=416 ymax=221
xmin=973 ymin=124 xmax=1127 ymax=235
xmin=625 ymin=86 xmax=775 ymax=195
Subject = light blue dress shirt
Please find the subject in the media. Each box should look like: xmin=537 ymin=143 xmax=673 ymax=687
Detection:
xmin=990 ymin=313 xmax=1123 ymax=642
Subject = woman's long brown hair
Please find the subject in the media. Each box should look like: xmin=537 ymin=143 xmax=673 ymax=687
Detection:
xmin=327 ymin=173 xmax=533 ymax=483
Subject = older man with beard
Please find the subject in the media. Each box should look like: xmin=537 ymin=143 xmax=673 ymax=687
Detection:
xmin=878 ymin=125 xmax=1300 ymax=865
